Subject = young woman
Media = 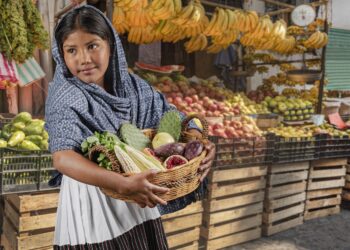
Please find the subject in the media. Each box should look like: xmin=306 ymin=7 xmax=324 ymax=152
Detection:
xmin=45 ymin=5 xmax=215 ymax=249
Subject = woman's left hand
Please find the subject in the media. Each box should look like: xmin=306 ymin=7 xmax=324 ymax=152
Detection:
xmin=198 ymin=140 xmax=216 ymax=182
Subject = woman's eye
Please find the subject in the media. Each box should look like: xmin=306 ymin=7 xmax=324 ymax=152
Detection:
xmin=67 ymin=48 xmax=76 ymax=54
xmin=88 ymin=44 xmax=98 ymax=50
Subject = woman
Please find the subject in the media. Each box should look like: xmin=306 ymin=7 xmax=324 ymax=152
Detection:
xmin=45 ymin=5 xmax=215 ymax=249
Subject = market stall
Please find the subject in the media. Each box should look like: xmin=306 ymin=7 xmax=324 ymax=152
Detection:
xmin=1 ymin=0 xmax=350 ymax=249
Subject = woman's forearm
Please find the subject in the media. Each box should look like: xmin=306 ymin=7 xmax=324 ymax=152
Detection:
xmin=53 ymin=150 xmax=127 ymax=193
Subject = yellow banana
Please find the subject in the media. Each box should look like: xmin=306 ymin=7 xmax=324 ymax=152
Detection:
xmin=204 ymin=10 xmax=218 ymax=36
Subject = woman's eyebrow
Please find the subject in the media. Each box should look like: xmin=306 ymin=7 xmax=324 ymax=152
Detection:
xmin=85 ymin=39 xmax=101 ymax=45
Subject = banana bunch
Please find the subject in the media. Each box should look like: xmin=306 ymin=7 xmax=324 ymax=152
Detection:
xmin=282 ymin=88 xmax=300 ymax=97
xmin=112 ymin=6 xmax=129 ymax=34
xmin=172 ymin=0 xmax=204 ymax=27
xmin=126 ymin=5 xmax=156 ymax=27
xmin=274 ymin=36 xmax=296 ymax=54
xmin=162 ymin=26 xmax=186 ymax=43
xmin=148 ymin=0 xmax=177 ymax=22
xmin=234 ymin=9 xmax=259 ymax=33
xmin=114 ymin=0 xmax=138 ymax=11
xmin=250 ymin=53 xmax=276 ymax=63
xmin=212 ymin=29 xmax=239 ymax=46
xmin=128 ymin=26 xmax=156 ymax=44
xmin=271 ymin=20 xmax=287 ymax=39
xmin=184 ymin=34 xmax=208 ymax=53
xmin=182 ymin=15 xmax=209 ymax=38
xmin=248 ymin=15 xmax=273 ymax=39
xmin=256 ymin=66 xmax=269 ymax=74
xmin=279 ymin=63 xmax=297 ymax=72
xmin=304 ymin=31 xmax=328 ymax=49
xmin=206 ymin=43 xmax=227 ymax=54
xmin=287 ymin=25 xmax=305 ymax=36
xmin=306 ymin=60 xmax=321 ymax=69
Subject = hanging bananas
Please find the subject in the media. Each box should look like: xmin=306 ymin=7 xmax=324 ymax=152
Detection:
xmin=112 ymin=6 xmax=129 ymax=34
xmin=148 ymin=0 xmax=177 ymax=22
xmin=184 ymin=34 xmax=208 ymax=53
xmin=303 ymin=31 xmax=328 ymax=49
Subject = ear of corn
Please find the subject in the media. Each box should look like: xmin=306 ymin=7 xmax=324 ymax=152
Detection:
xmin=114 ymin=144 xmax=141 ymax=173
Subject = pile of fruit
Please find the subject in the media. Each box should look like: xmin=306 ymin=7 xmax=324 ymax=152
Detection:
xmin=82 ymin=111 xmax=205 ymax=172
xmin=268 ymin=125 xmax=313 ymax=138
xmin=0 ymin=112 xmax=48 ymax=150
xmin=264 ymin=96 xmax=314 ymax=122
xmin=208 ymin=115 xmax=263 ymax=138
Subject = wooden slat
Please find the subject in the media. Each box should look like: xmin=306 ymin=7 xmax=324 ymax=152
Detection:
xmin=307 ymin=188 xmax=342 ymax=199
xmin=201 ymin=214 xmax=262 ymax=240
xmin=342 ymin=191 xmax=350 ymax=201
xmin=173 ymin=241 xmax=198 ymax=250
xmin=270 ymin=162 xmax=309 ymax=173
xmin=345 ymin=182 xmax=350 ymax=189
xmin=312 ymin=158 xmax=347 ymax=167
xmin=206 ymin=227 xmax=261 ymax=250
xmin=209 ymin=178 xmax=266 ymax=199
xmin=263 ymin=216 xmax=303 ymax=236
xmin=346 ymin=175 xmax=350 ymax=182
xmin=3 ymin=218 xmax=18 ymax=250
xmin=263 ymin=203 xmax=304 ymax=224
xmin=309 ymin=167 xmax=346 ymax=179
xmin=265 ymin=192 xmax=306 ymax=211
xmin=347 ymin=165 xmax=350 ymax=172
xmin=5 ymin=202 xmax=56 ymax=232
xmin=268 ymin=171 xmax=308 ymax=186
xmin=308 ymin=178 xmax=345 ymax=190
xmin=266 ymin=181 xmax=306 ymax=200
xmin=163 ymin=213 xmax=202 ymax=234
xmin=206 ymin=203 xmax=263 ymax=225
xmin=304 ymin=206 xmax=340 ymax=221
xmin=306 ymin=196 xmax=341 ymax=210
xmin=167 ymin=227 xmax=200 ymax=249
xmin=6 ymin=192 xmax=59 ymax=213
xmin=208 ymin=191 xmax=264 ymax=212
xmin=211 ymin=166 xmax=267 ymax=183
xmin=161 ymin=202 xmax=202 ymax=220
xmin=1 ymin=234 xmax=13 ymax=250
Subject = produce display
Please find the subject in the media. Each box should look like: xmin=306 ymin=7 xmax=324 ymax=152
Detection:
xmin=82 ymin=111 xmax=204 ymax=172
xmin=0 ymin=112 xmax=48 ymax=150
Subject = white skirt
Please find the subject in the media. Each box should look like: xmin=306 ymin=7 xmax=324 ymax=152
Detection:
xmin=54 ymin=175 xmax=161 ymax=246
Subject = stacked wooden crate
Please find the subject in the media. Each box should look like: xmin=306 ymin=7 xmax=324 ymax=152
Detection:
xmin=263 ymin=162 xmax=308 ymax=236
xmin=342 ymin=163 xmax=350 ymax=202
xmin=305 ymin=158 xmax=347 ymax=220
xmin=201 ymin=165 xmax=266 ymax=249
xmin=1 ymin=191 xmax=59 ymax=250
xmin=161 ymin=202 xmax=203 ymax=250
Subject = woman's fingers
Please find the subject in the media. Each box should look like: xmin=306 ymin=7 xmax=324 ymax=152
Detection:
xmin=201 ymin=143 xmax=216 ymax=164
xmin=200 ymin=168 xmax=211 ymax=182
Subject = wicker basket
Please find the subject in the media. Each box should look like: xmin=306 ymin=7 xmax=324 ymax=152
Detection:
xmin=88 ymin=114 xmax=208 ymax=202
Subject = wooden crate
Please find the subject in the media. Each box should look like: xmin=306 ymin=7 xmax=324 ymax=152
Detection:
xmin=262 ymin=162 xmax=309 ymax=236
xmin=162 ymin=202 xmax=203 ymax=250
xmin=1 ymin=191 xmax=59 ymax=250
xmin=342 ymin=164 xmax=350 ymax=201
xmin=201 ymin=165 xmax=267 ymax=250
xmin=305 ymin=159 xmax=347 ymax=221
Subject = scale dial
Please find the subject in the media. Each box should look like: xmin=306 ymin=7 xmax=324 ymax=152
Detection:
xmin=291 ymin=4 xmax=316 ymax=26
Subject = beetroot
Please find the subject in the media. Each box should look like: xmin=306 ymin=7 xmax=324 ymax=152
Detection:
xmin=154 ymin=143 xmax=186 ymax=158
xmin=163 ymin=155 xmax=188 ymax=169
xmin=184 ymin=140 xmax=203 ymax=160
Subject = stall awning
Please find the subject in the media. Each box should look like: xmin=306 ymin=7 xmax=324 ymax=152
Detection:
xmin=325 ymin=28 xmax=350 ymax=91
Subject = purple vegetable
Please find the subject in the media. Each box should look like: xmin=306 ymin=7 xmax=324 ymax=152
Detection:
xmin=154 ymin=143 xmax=186 ymax=158
xmin=184 ymin=140 xmax=203 ymax=160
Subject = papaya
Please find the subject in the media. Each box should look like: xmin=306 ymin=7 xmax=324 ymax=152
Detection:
xmin=0 ymin=139 xmax=7 ymax=148
xmin=11 ymin=122 xmax=26 ymax=131
xmin=42 ymin=130 xmax=49 ymax=140
xmin=8 ymin=131 xmax=26 ymax=147
xmin=25 ymin=135 xmax=43 ymax=145
xmin=23 ymin=122 xmax=44 ymax=135
xmin=13 ymin=112 xmax=32 ymax=124
xmin=1 ymin=127 xmax=11 ymax=140
xmin=40 ymin=140 xmax=49 ymax=150
xmin=19 ymin=140 xmax=41 ymax=151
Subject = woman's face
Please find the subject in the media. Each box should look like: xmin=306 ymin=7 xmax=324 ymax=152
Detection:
xmin=62 ymin=30 xmax=110 ymax=87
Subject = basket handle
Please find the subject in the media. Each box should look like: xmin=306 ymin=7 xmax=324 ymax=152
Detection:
xmin=88 ymin=145 xmax=123 ymax=173
xmin=181 ymin=114 xmax=208 ymax=140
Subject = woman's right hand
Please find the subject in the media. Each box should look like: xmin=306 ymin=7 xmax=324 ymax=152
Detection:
xmin=120 ymin=170 xmax=170 ymax=208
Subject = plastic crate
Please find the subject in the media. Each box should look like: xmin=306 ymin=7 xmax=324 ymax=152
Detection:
xmin=0 ymin=113 xmax=15 ymax=129
xmin=273 ymin=136 xmax=318 ymax=163
xmin=210 ymin=134 xmax=274 ymax=168
xmin=316 ymin=134 xmax=350 ymax=159
xmin=0 ymin=148 xmax=56 ymax=194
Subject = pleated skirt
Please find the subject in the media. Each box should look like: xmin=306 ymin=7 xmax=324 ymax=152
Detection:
xmin=53 ymin=176 xmax=168 ymax=249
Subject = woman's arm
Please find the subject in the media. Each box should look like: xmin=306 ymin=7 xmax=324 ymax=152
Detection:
xmin=53 ymin=150 xmax=169 ymax=207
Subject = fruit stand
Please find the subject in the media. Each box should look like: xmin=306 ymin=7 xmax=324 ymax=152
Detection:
xmin=2 ymin=0 xmax=350 ymax=249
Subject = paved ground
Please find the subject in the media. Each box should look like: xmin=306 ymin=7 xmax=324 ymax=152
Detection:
xmin=228 ymin=206 xmax=350 ymax=250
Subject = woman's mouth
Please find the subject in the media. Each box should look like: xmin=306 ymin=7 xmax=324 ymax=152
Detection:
xmin=80 ymin=67 xmax=97 ymax=75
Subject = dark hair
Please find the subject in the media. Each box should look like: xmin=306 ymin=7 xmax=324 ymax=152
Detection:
xmin=55 ymin=6 xmax=114 ymax=56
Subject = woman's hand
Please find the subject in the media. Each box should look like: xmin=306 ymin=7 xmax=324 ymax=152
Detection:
xmin=120 ymin=170 xmax=170 ymax=208
xmin=198 ymin=140 xmax=216 ymax=182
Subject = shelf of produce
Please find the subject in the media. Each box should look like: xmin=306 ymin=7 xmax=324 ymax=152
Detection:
xmin=1 ymin=190 xmax=59 ymax=250
xmin=341 ymin=164 xmax=350 ymax=202
xmin=304 ymin=158 xmax=347 ymax=221
xmin=262 ymin=162 xmax=309 ymax=236
xmin=316 ymin=134 xmax=350 ymax=159
xmin=0 ymin=148 xmax=57 ymax=195
xmin=161 ymin=202 xmax=203 ymax=250
xmin=273 ymin=136 xmax=318 ymax=163
xmin=201 ymin=165 xmax=267 ymax=249
xmin=0 ymin=113 xmax=15 ymax=130
xmin=210 ymin=135 xmax=274 ymax=168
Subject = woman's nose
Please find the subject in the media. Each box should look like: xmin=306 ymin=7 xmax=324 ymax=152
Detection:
xmin=80 ymin=49 xmax=91 ymax=64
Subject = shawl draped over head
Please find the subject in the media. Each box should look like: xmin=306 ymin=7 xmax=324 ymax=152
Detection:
xmin=45 ymin=5 xmax=206 ymax=215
